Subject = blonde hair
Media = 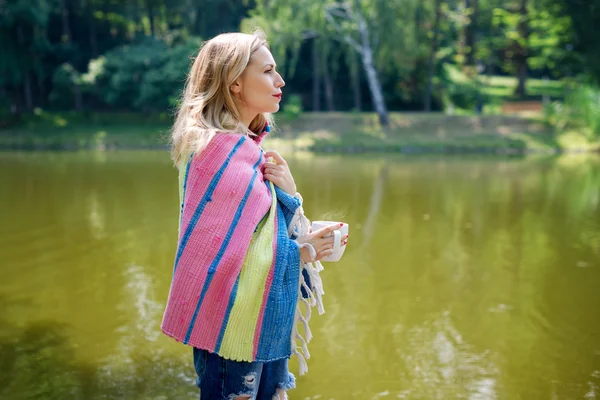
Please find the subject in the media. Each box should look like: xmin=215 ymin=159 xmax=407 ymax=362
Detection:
xmin=170 ymin=30 xmax=273 ymax=165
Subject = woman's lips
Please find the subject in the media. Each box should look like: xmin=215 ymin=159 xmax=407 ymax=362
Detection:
xmin=273 ymin=94 xmax=282 ymax=100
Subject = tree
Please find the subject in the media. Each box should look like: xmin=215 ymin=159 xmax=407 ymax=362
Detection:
xmin=544 ymin=0 xmax=600 ymax=82
xmin=242 ymin=0 xmax=427 ymax=126
xmin=465 ymin=0 xmax=480 ymax=66
xmin=424 ymin=0 xmax=443 ymax=112
xmin=325 ymin=1 xmax=389 ymax=126
xmin=0 ymin=0 xmax=55 ymax=112
xmin=514 ymin=0 xmax=529 ymax=97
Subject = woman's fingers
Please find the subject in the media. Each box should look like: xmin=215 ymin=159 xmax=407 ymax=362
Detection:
xmin=316 ymin=250 xmax=333 ymax=260
xmin=264 ymin=151 xmax=287 ymax=165
xmin=264 ymin=172 xmax=282 ymax=181
xmin=313 ymin=223 xmax=342 ymax=238
xmin=312 ymin=237 xmax=334 ymax=250
xmin=263 ymin=162 xmax=284 ymax=172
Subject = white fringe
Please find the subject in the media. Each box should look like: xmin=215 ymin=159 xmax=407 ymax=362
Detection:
xmin=293 ymin=348 xmax=308 ymax=376
xmin=289 ymin=194 xmax=326 ymax=376
xmin=287 ymin=192 xmax=310 ymax=239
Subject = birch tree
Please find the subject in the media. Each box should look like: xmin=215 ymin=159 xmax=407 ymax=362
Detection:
xmin=324 ymin=1 xmax=389 ymax=126
xmin=243 ymin=0 xmax=420 ymax=127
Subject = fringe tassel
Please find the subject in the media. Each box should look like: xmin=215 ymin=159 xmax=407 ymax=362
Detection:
xmin=302 ymin=298 xmax=312 ymax=321
xmin=296 ymin=332 xmax=311 ymax=359
xmin=293 ymin=348 xmax=308 ymax=376
xmin=289 ymin=192 xmax=326 ymax=376
xmin=287 ymin=192 xmax=310 ymax=238
xmin=291 ymin=258 xmax=327 ymax=375
xmin=298 ymin=312 xmax=312 ymax=342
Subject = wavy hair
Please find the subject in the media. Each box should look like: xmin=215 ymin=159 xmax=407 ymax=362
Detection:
xmin=170 ymin=30 xmax=273 ymax=165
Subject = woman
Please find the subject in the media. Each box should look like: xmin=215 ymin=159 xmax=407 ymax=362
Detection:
xmin=161 ymin=30 xmax=348 ymax=400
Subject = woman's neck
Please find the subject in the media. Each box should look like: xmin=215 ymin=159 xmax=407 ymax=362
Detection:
xmin=236 ymin=103 xmax=257 ymax=129
xmin=240 ymin=112 xmax=257 ymax=129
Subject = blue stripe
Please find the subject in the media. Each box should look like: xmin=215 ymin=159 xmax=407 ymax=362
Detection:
xmin=274 ymin=186 xmax=301 ymax=227
xmin=173 ymin=136 xmax=246 ymax=274
xmin=213 ymin=275 xmax=240 ymax=353
xmin=184 ymin=149 xmax=264 ymax=345
xmin=179 ymin=153 xmax=194 ymax=226
xmin=255 ymin=206 xmax=300 ymax=361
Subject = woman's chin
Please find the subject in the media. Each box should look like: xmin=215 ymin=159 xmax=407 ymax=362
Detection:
xmin=256 ymin=103 xmax=280 ymax=114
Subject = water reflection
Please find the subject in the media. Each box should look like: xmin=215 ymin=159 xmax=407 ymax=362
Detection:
xmin=0 ymin=151 xmax=599 ymax=399
xmin=0 ymin=295 xmax=195 ymax=399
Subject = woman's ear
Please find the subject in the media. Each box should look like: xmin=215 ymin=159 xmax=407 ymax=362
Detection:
xmin=231 ymin=79 xmax=242 ymax=94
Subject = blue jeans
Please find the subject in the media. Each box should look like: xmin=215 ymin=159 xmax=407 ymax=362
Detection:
xmin=193 ymin=348 xmax=296 ymax=400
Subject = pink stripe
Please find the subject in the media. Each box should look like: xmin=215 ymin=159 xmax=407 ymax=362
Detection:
xmin=253 ymin=213 xmax=278 ymax=359
xmin=162 ymin=137 xmax=268 ymax=345
xmin=187 ymin=174 xmax=271 ymax=348
xmin=179 ymin=136 xmax=236 ymax=241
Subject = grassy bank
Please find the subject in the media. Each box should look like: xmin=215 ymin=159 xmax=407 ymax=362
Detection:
xmin=1 ymin=110 xmax=599 ymax=153
xmin=0 ymin=111 xmax=172 ymax=150
xmin=272 ymin=112 xmax=600 ymax=154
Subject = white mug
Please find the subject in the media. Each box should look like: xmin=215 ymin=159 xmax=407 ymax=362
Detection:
xmin=311 ymin=221 xmax=349 ymax=262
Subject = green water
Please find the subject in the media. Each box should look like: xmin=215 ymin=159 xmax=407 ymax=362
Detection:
xmin=0 ymin=151 xmax=599 ymax=399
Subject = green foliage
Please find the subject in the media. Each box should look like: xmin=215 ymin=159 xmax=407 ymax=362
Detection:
xmin=0 ymin=0 xmax=55 ymax=87
xmin=280 ymin=94 xmax=303 ymax=121
xmin=1 ymin=0 xmax=599 ymax=115
xmin=447 ymin=80 xmax=482 ymax=110
xmin=544 ymin=0 xmax=600 ymax=83
xmin=545 ymin=85 xmax=600 ymax=139
xmin=527 ymin=7 xmax=574 ymax=74
xmin=440 ymin=64 xmax=486 ymax=110
xmin=49 ymin=63 xmax=81 ymax=108
xmin=92 ymin=37 xmax=201 ymax=112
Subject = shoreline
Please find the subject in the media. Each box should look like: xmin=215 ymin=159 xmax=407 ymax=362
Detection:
xmin=1 ymin=111 xmax=599 ymax=154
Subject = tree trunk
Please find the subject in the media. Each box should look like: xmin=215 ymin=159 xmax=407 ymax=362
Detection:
xmin=61 ymin=0 xmax=72 ymax=44
xmin=81 ymin=0 xmax=98 ymax=55
xmin=514 ymin=0 xmax=529 ymax=97
xmin=147 ymin=1 xmax=156 ymax=37
xmin=23 ymin=74 xmax=33 ymax=111
xmin=186 ymin=0 xmax=197 ymax=34
xmin=312 ymin=39 xmax=321 ymax=112
xmin=89 ymin=1 xmax=98 ymax=55
xmin=195 ymin=4 xmax=207 ymax=37
xmin=74 ymin=80 xmax=83 ymax=111
xmin=361 ymin=47 xmax=388 ymax=126
xmin=414 ymin=2 xmax=424 ymax=46
xmin=351 ymin=53 xmax=361 ymax=111
xmin=424 ymin=0 xmax=442 ymax=112
xmin=355 ymin=5 xmax=388 ymax=126
xmin=322 ymin=53 xmax=335 ymax=111
xmin=16 ymin=26 xmax=32 ymax=111
xmin=465 ymin=0 xmax=479 ymax=66
xmin=36 ymin=72 xmax=45 ymax=107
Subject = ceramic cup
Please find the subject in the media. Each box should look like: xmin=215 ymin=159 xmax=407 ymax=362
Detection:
xmin=311 ymin=221 xmax=349 ymax=262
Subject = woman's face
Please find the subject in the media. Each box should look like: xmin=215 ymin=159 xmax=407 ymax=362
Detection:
xmin=232 ymin=46 xmax=285 ymax=118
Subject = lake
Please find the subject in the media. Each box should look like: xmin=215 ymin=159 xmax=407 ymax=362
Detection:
xmin=0 ymin=150 xmax=599 ymax=399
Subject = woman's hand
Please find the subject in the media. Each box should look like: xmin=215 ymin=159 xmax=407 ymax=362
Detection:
xmin=297 ymin=224 xmax=349 ymax=263
xmin=263 ymin=151 xmax=296 ymax=196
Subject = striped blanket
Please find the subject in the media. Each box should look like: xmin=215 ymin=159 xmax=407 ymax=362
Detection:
xmin=161 ymin=130 xmax=324 ymax=373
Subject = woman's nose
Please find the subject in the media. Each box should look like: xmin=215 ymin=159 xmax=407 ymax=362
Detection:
xmin=276 ymin=73 xmax=285 ymax=88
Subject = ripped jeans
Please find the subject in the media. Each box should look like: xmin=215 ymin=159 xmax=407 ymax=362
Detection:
xmin=193 ymin=348 xmax=296 ymax=400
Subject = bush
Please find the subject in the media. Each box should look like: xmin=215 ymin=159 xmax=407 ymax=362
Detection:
xmin=49 ymin=64 xmax=82 ymax=109
xmin=439 ymin=64 xmax=487 ymax=111
xmin=446 ymin=81 xmax=481 ymax=110
xmin=280 ymin=94 xmax=303 ymax=121
xmin=90 ymin=37 xmax=202 ymax=112
xmin=545 ymin=85 xmax=600 ymax=139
